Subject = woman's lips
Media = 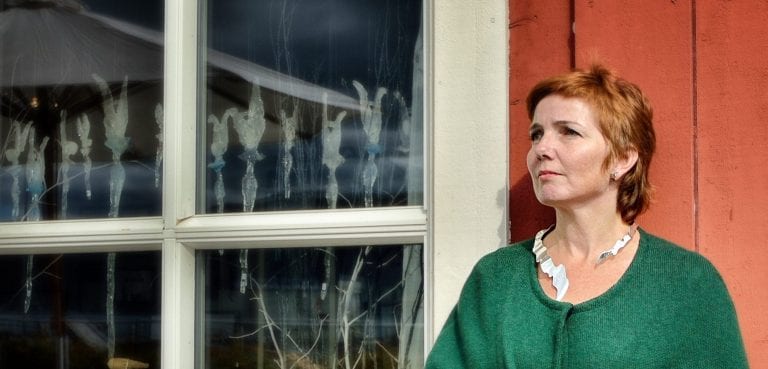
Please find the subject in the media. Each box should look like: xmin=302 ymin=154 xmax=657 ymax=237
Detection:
xmin=538 ymin=170 xmax=560 ymax=178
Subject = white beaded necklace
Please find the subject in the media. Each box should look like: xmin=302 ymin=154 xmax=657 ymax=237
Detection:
xmin=532 ymin=224 xmax=637 ymax=301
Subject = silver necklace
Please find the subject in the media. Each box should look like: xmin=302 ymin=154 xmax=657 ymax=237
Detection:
xmin=532 ymin=224 xmax=637 ymax=301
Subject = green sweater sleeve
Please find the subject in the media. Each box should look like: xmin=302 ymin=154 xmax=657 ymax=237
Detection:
xmin=425 ymin=256 xmax=501 ymax=369
xmin=679 ymin=257 xmax=749 ymax=368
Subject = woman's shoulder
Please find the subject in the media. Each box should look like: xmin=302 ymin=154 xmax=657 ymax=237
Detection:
xmin=454 ymin=239 xmax=536 ymax=303
xmin=640 ymin=229 xmax=710 ymax=263
xmin=638 ymin=229 xmax=725 ymax=284
xmin=468 ymin=238 xmax=535 ymax=275
xmin=486 ymin=238 xmax=535 ymax=261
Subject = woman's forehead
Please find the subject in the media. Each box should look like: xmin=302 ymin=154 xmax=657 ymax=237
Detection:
xmin=532 ymin=95 xmax=598 ymax=126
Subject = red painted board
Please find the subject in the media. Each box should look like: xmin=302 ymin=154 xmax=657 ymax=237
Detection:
xmin=508 ymin=0 xmax=571 ymax=242
xmin=574 ymin=0 xmax=696 ymax=249
xmin=696 ymin=1 xmax=768 ymax=365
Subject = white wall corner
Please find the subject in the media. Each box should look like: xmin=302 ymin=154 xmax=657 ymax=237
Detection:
xmin=429 ymin=0 xmax=509 ymax=343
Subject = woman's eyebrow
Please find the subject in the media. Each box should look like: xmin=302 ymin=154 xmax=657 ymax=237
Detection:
xmin=552 ymin=120 xmax=582 ymax=127
xmin=529 ymin=120 xmax=581 ymax=130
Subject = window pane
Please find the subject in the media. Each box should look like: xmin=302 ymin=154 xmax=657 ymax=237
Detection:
xmin=0 ymin=251 xmax=161 ymax=368
xmin=198 ymin=245 xmax=424 ymax=369
xmin=0 ymin=0 xmax=163 ymax=221
xmin=198 ymin=0 xmax=424 ymax=213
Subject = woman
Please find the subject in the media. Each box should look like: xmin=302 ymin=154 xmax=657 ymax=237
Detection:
xmin=425 ymin=65 xmax=748 ymax=368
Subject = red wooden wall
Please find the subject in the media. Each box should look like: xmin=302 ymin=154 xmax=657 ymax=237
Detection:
xmin=509 ymin=1 xmax=768 ymax=366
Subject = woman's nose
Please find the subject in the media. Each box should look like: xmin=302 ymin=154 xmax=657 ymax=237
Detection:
xmin=533 ymin=134 xmax=554 ymax=160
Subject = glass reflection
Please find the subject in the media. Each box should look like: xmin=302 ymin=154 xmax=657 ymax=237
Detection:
xmin=199 ymin=0 xmax=423 ymax=213
xmin=0 ymin=251 xmax=161 ymax=369
xmin=199 ymin=245 xmax=424 ymax=369
xmin=0 ymin=0 xmax=163 ymax=221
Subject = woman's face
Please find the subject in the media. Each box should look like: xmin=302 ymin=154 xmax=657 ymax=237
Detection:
xmin=526 ymin=95 xmax=613 ymax=209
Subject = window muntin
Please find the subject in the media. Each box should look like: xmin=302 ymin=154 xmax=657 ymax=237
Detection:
xmin=0 ymin=251 xmax=161 ymax=368
xmin=0 ymin=0 xmax=163 ymax=221
xmin=197 ymin=244 xmax=423 ymax=369
xmin=198 ymin=0 xmax=424 ymax=213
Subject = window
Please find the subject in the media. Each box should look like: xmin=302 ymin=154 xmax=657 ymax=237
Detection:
xmin=0 ymin=1 xmax=509 ymax=369
xmin=195 ymin=1 xmax=425 ymax=368
xmin=198 ymin=244 xmax=423 ymax=369
xmin=0 ymin=251 xmax=161 ymax=368
xmin=0 ymin=0 xmax=164 ymax=221
xmin=198 ymin=0 xmax=423 ymax=213
xmin=0 ymin=0 xmax=164 ymax=367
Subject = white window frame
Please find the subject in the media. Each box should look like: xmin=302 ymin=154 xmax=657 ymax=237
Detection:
xmin=0 ymin=0 xmax=508 ymax=368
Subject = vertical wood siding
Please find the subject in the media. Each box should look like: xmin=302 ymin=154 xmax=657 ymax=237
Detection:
xmin=509 ymin=1 xmax=768 ymax=366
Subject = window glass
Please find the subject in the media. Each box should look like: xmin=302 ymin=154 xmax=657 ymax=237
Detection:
xmin=0 ymin=0 xmax=163 ymax=221
xmin=199 ymin=0 xmax=424 ymax=213
xmin=0 ymin=251 xmax=161 ymax=368
xmin=198 ymin=244 xmax=424 ymax=369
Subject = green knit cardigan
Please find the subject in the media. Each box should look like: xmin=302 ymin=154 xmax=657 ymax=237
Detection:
xmin=425 ymin=229 xmax=749 ymax=369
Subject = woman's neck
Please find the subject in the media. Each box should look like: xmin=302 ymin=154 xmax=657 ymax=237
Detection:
xmin=549 ymin=207 xmax=632 ymax=262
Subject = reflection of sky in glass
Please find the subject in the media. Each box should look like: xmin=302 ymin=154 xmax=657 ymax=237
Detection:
xmin=207 ymin=0 xmax=422 ymax=96
xmin=82 ymin=0 xmax=163 ymax=31
xmin=80 ymin=0 xmax=422 ymax=95
xmin=78 ymin=0 xmax=421 ymax=100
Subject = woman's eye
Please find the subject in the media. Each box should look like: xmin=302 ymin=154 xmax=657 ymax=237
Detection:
xmin=563 ymin=128 xmax=581 ymax=136
xmin=529 ymin=130 xmax=543 ymax=141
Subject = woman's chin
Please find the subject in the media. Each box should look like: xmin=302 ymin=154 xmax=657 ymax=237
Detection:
xmin=534 ymin=191 xmax=565 ymax=206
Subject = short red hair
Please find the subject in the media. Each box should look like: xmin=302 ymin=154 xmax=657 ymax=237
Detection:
xmin=526 ymin=64 xmax=656 ymax=224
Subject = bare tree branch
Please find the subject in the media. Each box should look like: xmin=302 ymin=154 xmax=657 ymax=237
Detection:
xmin=288 ymin=316 xmax=327 ymax=369
xmin=375 ymin=340 xmax=398 ymax=363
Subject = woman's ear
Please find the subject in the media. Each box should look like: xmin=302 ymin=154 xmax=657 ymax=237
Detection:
xmin=613 ymin=149 xmax=639 ymax=179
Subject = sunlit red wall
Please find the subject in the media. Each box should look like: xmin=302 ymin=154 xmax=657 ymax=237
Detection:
xmin=509 ymin=1 xmax=768 ymax=366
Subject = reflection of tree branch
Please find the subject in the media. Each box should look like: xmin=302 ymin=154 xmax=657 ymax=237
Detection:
xmin=348 ymin=311 xmax=367 ymax=326
xmin=229 ymin=277 xmax=327 ymax=369
xmin=287 ymin=315 xmax=326 ymax=369
xmin=375 ymin=340 xmax=398 ymax=363
xmin=392 ymin=309 xmax=401 ymax=340
xmin=312 ymin=248 xmax=336 ymax=258
xmin=252 ymin=281 xmax=286 ymax=369
xmin=382 ymin=182 xmax=409 ymax=206
xmin=362 ymin=304 xmax=377 ymax=368
xmin=379 ymin=253 xmax=399 ymax=267
xmin=264 ymin=250 xmax=310 ymax=285
xmin=224 ymin=247 xmax=412 ymax=369
xmin=398 ymin=246 xmax=423 ymax=369
xmin=336 ymin=247 xmax=413 ymax=369
xmin=349 ymin=278 xmax=403 ymax=327
xmin=339 ymin=246 xmax=370 ymax=369
xmin=2 ymin=255 xmax=63 ymax=310
xmin=353 ymin=340 xmax=365 ymax=369
xmin=338 ymin=193 xmax=353 ymax=208
xmin=283 ymin=328 xmax=302 ymax=353
xmin=228 ymin=323 xmax=271 ymax=340
xmin=375 ymin=280 xmax=404 ymax=305
xmin=31 ymin=255 xmax=63 ymax=280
